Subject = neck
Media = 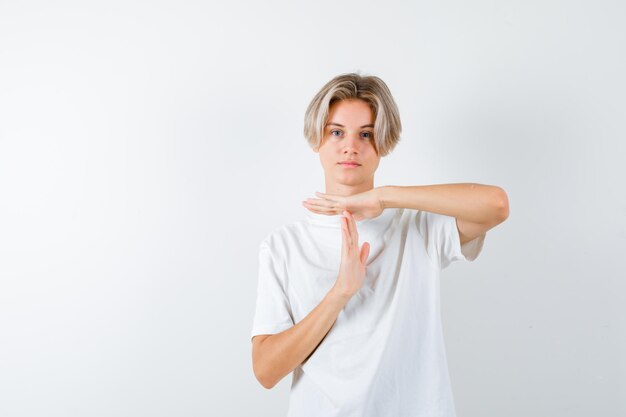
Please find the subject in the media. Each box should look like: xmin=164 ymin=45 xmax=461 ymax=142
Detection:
xmin=324 ymin=178 xmax=375 ymax=196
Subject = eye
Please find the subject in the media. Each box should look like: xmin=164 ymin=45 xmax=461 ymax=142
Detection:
xmin=330 ymin=130 xmax=342 ymax=137
xmin=361 ymin=132 xmax=372 ymax=140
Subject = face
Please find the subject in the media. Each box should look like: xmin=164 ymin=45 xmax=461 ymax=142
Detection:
xmin=315 ymin=99 xmax=381 ymax=195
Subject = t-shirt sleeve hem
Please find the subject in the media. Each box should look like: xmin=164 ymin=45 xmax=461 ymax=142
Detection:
xmin=250 ymin=322 xmax=294 ymax=342
xmin=451 ymin=216 xmax=486 ymax=263
xmin=460 ymin=233 xmax=486 ymax=261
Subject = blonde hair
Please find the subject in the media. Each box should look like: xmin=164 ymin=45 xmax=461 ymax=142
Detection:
xmin=303 ymin=72 xmax=402 ymax=157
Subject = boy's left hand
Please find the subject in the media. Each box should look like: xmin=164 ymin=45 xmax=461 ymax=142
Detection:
xmin=302 ymin=187 xmax=384 ymax=221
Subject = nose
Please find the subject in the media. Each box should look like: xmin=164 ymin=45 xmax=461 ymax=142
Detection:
xmin=342 ymin=133 xmax=362 ymax=154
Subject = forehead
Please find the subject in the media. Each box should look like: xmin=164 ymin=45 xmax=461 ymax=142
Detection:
xmin=326 ymin=99 xmax=374 ymax=127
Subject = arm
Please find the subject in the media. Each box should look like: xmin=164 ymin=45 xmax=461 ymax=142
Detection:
xmin=378 ymin=183 xmax=509 ymax=243
xmin=252 ymin=288 xmax=350 ymax=389
xmin=252 ymin=210 xmax=367 ymax=389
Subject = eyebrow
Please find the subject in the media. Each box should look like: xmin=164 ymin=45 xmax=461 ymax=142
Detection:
xmin=326 ymin=122 xmax=374 ymax=128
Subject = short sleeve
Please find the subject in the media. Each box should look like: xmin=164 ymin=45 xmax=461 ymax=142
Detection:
xmin=250 ymin=241 xmax=295 ymax=342
xmin=414 ymin=210 xmax=486 ymax=270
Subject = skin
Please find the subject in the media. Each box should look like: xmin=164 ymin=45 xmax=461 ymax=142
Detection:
xmin=303 ymin=98 xmax=509 ymax=246
xmin=251 ymin=98 xmax=509 ymax=389
xmin=311 ymin=98 xmax=380 ymax=297
xmin=314 ymin=98 xmax=381 ymax=198
xmin=251 ymin=100 xmax=379 ymax=387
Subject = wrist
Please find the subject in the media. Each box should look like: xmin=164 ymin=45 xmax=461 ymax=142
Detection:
xmin=377 ymin=185 xmax=393 ymax=209
xmin=328 ymin=286 xmax=352 ymax=305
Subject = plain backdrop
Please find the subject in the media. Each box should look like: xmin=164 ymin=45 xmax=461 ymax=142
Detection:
xmin=1 ymin=1 xmax=625 ymax=416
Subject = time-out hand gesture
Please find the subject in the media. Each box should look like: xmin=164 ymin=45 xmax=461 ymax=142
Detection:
xmin=302 ymin=188 xmax=384 ymax=222
xmin=332 ymin=210 xmax=370 ymax=299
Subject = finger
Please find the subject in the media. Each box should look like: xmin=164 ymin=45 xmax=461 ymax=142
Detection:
xmin=347 ymin=210 xmax=358 ymax=246
xmin=343 ymin=211 xmax=353 ymax=248
xmin=360 ymin=241 xmax=370 ymax=264
xmin=341 ymin=217 xmax=348 ymax=254
xmin=315 ymin=191 xmax=336 ymax=201
xmin=304 ymin=198 xmax=336 ymax=209
xmin=306 ymin=200 xmax=342 ymax=215
xmin=304 ymin=204 xmax=336 ymax=215
xmin=303 ymin=200 xmax=336 ymax=214
xmin=342 ymin=215 xmax=352 ymax=246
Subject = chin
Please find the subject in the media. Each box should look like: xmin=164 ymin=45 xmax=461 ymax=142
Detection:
xmin=336 ymin=176 xmax=365 ymax=185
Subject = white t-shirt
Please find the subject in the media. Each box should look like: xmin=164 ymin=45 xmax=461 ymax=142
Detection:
xmin=250 ymin=207 xmax=486 ymax=417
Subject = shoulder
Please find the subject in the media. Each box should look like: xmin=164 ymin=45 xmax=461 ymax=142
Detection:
xmin=259 ymin=220 xmax=305 ymax=251
xmin=407 ymin=209 xmax=457 ymax=240
xmin=412 ymin=208 xmax=453 ymax=224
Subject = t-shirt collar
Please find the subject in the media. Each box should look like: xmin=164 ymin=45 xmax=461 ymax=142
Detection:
xmin=304 ymin=208 xmax=386 ymax=227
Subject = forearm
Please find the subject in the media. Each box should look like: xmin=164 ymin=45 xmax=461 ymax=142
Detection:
xmin=256 ymin=288 xmax=349 ymax=389
xmin=378 ymin=183 xmax=508 ymax=224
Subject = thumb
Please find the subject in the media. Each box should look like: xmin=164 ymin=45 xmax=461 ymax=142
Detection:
xmin=360 ymin=241 xmax=370 ymax=264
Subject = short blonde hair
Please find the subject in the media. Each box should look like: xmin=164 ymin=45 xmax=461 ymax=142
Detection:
xmin=303 ymin=72 xmax=402 ymax=156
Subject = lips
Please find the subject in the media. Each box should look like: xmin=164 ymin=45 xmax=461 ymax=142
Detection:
xmin=338 ymin=161 xmax=361 ymax=166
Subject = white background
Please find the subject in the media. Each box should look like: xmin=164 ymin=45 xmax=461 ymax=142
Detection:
xmin=1 ymin=1 xmax=624 ymax=416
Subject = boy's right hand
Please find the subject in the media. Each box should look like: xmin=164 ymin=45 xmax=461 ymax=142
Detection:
xmin=332 ymin=210 xmax=370 ymax=299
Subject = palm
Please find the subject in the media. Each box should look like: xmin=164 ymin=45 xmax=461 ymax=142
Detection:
xmin=303 ymin=188 xmax=384 ymax=221
xmin=343 ymin=192 xmax=383 ymax=221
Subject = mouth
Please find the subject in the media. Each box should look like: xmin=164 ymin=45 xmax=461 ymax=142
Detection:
xmin=338 ymin=162 xmax=361 ymax=168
